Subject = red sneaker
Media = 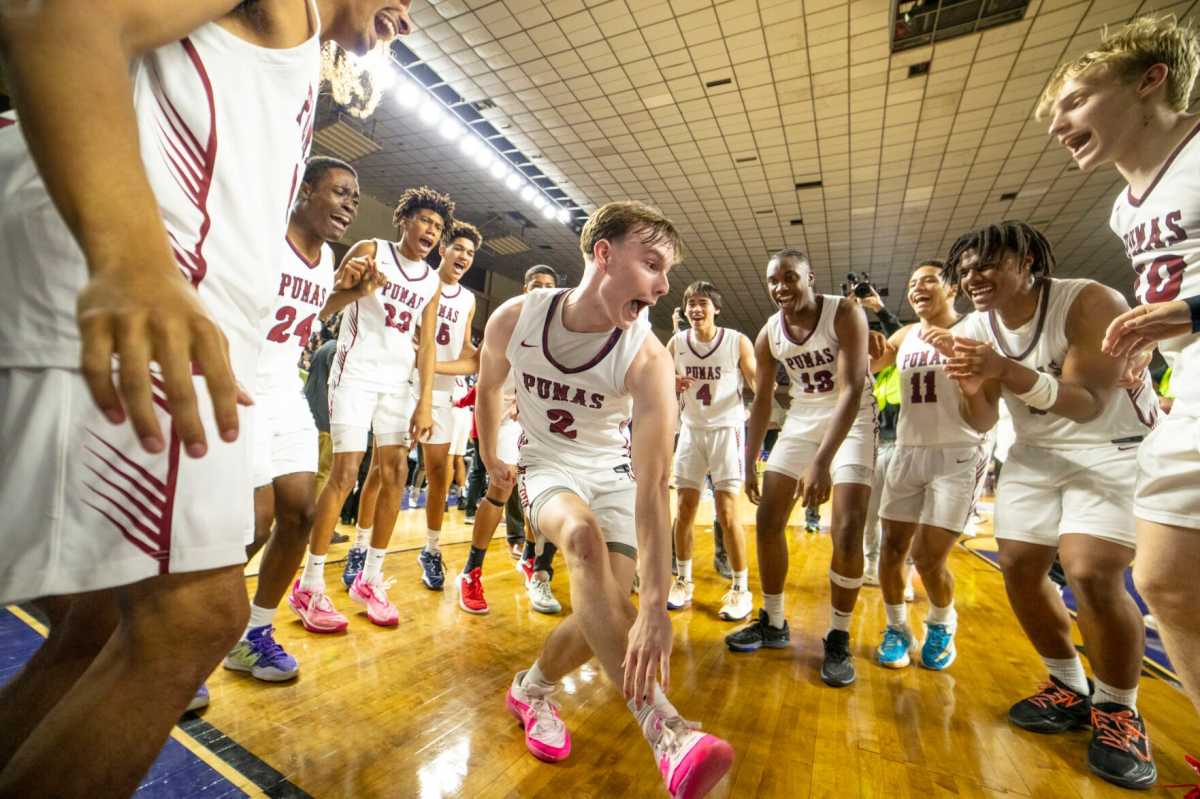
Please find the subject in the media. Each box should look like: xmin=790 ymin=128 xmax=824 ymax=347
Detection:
xmin=457 ymin=567 xmax=489 ymax=615
xmin=515 ymin=556 xmax=535 ymax=587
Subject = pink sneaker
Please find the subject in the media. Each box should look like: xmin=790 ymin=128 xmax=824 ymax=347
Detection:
xmin=287 ymin=580 xmax=348 ymax=634
xmin=651 ymin=714 xmax=734 ymax=799
xmin=350 ymin=572 xmax=399 ymax=627
xmin=505 ymin=671 xmax=570 ymax=762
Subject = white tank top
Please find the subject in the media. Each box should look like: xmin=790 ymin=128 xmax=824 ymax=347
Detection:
xmin=256 ymin=239 xmax=332 ymax=397
xmin=767 ymin=295 xmax=874 ymax=439
xmin=431 ymin=279 xmax=476 ymax=398
xmin=1110 ymin=120 xmax=1200 ymax=417
xmin=895 ymin=320 xmax=985 ymax=447
xmin=330 ymin=239 xmax=440 ymax=393
xmin=0 ymin=7 xmax=322 ymax=386
xmin=506 ymin=288 xmax=650 ymax=470
xmin=673 ymin=327 xmax=745 ymax=430
xmin=960 ymin=278 xmax=1158 ymax=449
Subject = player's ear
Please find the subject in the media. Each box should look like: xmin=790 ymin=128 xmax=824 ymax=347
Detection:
xmin=592 ymin=239 xmax=612 ymax=274
xmin=1137 ymin=62 xmax=1170 ymax=101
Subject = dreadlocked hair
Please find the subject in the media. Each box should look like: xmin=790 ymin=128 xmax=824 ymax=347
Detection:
xmin=944 ymin=221 xmax=1056 ymax=286
xmin=392 ymin=186 xmax=455 ymax=230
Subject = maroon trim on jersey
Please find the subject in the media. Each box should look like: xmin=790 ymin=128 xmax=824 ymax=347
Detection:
xmin=780 ymin=295 xmax=825 ymax=346
xmin=331 ymin=302 xmax=360 ymax=392
xmin=0 ymin=117 xmax=14 ymax=130
xmin=389 ymin=241 xmax=431 ymax=281
xmin=541 ymin=289 xmax=622 ymax=375
xmin=1125 ymin=118 xmax=1200 ymax=208
xmin=1125 ymin=382 xmax=1158 ymax=429
xmin=155 ymin=38 xmax=216 ymax=289
xmin=286 ymin=235 xmax=321 ymax=270
xmin=687 ymin=328 xmax=725 ymax=359
xmin=440 ymin=281 xmax=464 ymax=299
xmin=988 ymin=279 xmax=1051 ymax=361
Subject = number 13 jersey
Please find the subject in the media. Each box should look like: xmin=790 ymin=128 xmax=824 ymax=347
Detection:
xmin=506 ymin=288 xmax=651 ymax=470
xmin=768 ymin=294 xmax=874 ymax=442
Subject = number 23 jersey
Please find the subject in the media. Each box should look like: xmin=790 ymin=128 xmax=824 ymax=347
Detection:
xmin=506 ymin=288 xmax=651 ymax=470
xmin=1110 ymin=120 xmax=1200 ymax=416
xmin=767 ymin=294 xmax=874 ymax=441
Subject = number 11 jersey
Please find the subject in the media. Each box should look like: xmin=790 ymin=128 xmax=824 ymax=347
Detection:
xmin=894 ymin=320 xmax=984 ymax=448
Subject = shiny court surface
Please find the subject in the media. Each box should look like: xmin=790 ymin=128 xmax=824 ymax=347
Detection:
xmin=6 ymin=494 xmax=1198 ymax=798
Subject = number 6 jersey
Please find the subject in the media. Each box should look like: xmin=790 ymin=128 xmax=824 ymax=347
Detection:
xmin=767 ymin=294 xmax=874 ymax=442
xmin=505 ymin=288 xmax=651 ymax=470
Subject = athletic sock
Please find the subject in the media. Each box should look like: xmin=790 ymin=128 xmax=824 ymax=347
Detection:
xmin=300 ymin=552 xmax=326 ymax=592
xmin=534 ymin=543 xmax=556 ymax=574
xmin=763 ymin=592 xmax=785 ymax=628
xmin=1043 ymin=655 xmax=1089 ymax=696
xmin=363 ymin=546 xmax=387 ymax=581
xmin=522 ymin=661 xmax=556 ymax=692
xmin=425 ymin=528 xmax=440 ymax=553
xmin=1093 ymin=677 xmax=1138 ymax=712
xmin=926 ymin=600 xmax=956 ymax=627
xmin=354 ymin=526 xmax=372 ymax=550
xmin=464 ymin=546 xmax=487 ymax=574
xmin=522 ymin=539 xmax=537 ymax=562
xmin=628 ymin=684 xmax=678 ymax=743
xmin=244 ymin=603 xmax=275 ymax=635
xmin=829 ymin=605 xmax=853 ymax=634
xmin=885 ymin=602 xmax=908 ymax=629
xmin=678 ymin=559 xmax=693 ymax=583
xmin=732 ymin=569 xmax=748 ymax=592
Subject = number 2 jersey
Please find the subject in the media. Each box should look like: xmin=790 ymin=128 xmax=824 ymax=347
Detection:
xmin=256 ymin=238 xmax=333 ymax=397
xmin=672 ymin=327 xmax=746 ymax=430
xmin=330 ymin=239 xmax=440 ymax=394
xmin=506 ymin=288 xmax=651 ymax=470
xmin=767 ymin=294 xmax=875 ymax=441
xmin=1110 ymin=119 xmax=1200 ymax=417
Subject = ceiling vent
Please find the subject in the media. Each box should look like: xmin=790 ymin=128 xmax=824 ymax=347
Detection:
xmin=892 ymin=0 xmax=1031 ymax=52
xmin=312 ymin=114 xmax=381 ymax=162
xmin=482 ymin=235 xmax=531 ymax=257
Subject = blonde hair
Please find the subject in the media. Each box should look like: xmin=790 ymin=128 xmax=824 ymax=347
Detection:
xmin=1037 ymin=15 xmax=1200 ymax=118
xmin=578 ymin=201 xmax=683 ymax=263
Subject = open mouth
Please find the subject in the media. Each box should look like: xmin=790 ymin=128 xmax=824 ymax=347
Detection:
xmin=910 ymin=293 xmax=931 ymax=305
xmin=630 ymin=299 xmax=650 ymax=316
xmin=453 ymin=260 xmax=469 ymax=273
xmin=418 ymin=236 xmax=435 ymax=250
xmin=330 ymin=213 xmax=352 ymax=234
xmin=966 ymin=285 xmax=994 ymax=305
xmin=1063 ymin=131 xmax=1092 ymax=157
xmin=375 ymin=11 xmax=400 ymax=41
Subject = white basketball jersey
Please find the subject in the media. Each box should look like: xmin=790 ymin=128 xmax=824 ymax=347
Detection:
xmin=1110 ymin=120 xmax=1200 ymax=417
xmin=506 ymin=288 xmax=650 ymax=470
xmin=960 ymin=278 xmax=1158 ymax=449
xmin=673 ymin=327 xmax=745 ymax=430
xmin=0 ymin=9 xmax=321 ymax=387
xmin=256 ymin=239 xmax=332 ymax=397
xmin=767 ymin=295 xmax=874 ymax=439
xmin=330 ymin=239 xmax=440 ymax=393
xmin=432 ymin=280 xmax=476 ymax=397
xmin=895 ymin=320 xmax=984 ymax=447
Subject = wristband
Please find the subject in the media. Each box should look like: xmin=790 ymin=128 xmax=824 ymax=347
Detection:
xmin=1187 ymin=295 xmax=1200 ymax=333
xmin=1015 ymin=370 xmax=1059 ymax=411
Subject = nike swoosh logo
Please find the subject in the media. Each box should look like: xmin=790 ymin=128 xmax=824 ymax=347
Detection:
xmin=1117 ymin=445 xmax=1139 ymax=451
xmin=520 ymin=339 xmax=537 ymax=348
xmin=955 ymin=458 xmax=972 ymax=464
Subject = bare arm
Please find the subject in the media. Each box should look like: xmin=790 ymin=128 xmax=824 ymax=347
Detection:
xmin=476 ymin=298 xmax=523 ymax=482
xmin=870 ymin=324 xmax=911 ymax=374
xmin=737 ymin=332 xmax=758 ymax=394
xmin=435 ymin=306 xmax=479 ymax=375
xmin=320 ymin=240 xmax=380 ymax=320
xmin=743 ymin=327 xmax=777 ymax=505
xmin=410 ymin=285 xmax=442 ymax=441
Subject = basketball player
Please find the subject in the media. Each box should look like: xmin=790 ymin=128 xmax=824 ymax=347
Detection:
xmin=727 ymin=249 xmax=876 ymax=689
xmin=452 ymin=265 xmax=560 ymax=615
xmin=1041 ymin=14 xmax=1200 ymax=727
xmin=291 ymin=187 xmax=450 ymax=630
xmin=477 ymin=202 xmax=733 ymax=797
xmin=868 ymin=260 xmax=986 ymax=671
xmin=666 ymin=281 xmax=756 ymax=621
xmin=0 ymin=2 xmax=410 ymax=793
xmin=929 ymin=222 xmax=1159 ymax=789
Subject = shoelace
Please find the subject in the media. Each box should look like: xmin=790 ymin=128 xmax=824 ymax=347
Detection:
xmin=720 ymin=590 xmax=746 ymax=607
xmin=881 ymin=626 xmax=910 ymax=652
xmin=1162 ymin=754 xmax=1200 ymax=798
xmin=925 ymin=624 xmax=951 ymax=651
xmin=312 ymin=591 xmax=338 ymax=613
xmin=527 ymin=695 xmax=565 ymax=740
xmin=653 ymin=714 xmax=701 ymax=763
xmin=1028 ymin=681 xmax=1083 ymax=710
xmin=464 ymin=572 xmax=485 ymax=599
xmin=824 ymin=635 xmax=849 ymax=663
xmin=531 ymin=579 xmax=555 ymax=604
xmin=251 ymin=628 xmax=288 ymax=660
xmin=367 ymin=576 xmax=397 ymax=600
xmin=1092 ymin=706 xmax=1150 ymax=759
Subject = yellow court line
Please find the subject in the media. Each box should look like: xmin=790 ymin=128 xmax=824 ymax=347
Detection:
xmin=4 ymin=605 xmax=265 ymax=797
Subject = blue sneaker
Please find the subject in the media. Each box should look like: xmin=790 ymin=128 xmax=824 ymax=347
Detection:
xmin=186 ymin=683 xmax=209 ymax=713
xmin=223 ymin=624 xmax=299 ymax=682
xmin=342 ymin=546 xmax=367 ymax=589
xmin=419 ymin=548 xmax=445 ymax=590
xmin=920 ymin=622 xmax=957 ymax=670
xmin=876 ymin=625 xmax=916 ymax=669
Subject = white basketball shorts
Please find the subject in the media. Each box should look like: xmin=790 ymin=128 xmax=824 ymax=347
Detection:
xmin=251 ymin=389 xmax=319 ymax=487
xmin=673 ymin=424 xmax=744 ymax=492
xmin=517 ymin=459 xmax=637 ymax=559
xmin=449 ymin=406 xmax=472 ymax=456
xmin=1133 ymin=411 xmax=1199 ymax=529
xmin=329 ymin=382 xmax=415 ymax=452
xmin=879 ymin=443 xmax=988 ymax=533
xmin=765 ymin=409 xmax=876 ymax=486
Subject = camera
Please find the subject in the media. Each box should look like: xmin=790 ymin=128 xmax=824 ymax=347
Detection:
xmin=673 ymin=306 xmax=689 ymax=329
xmin=843 ymin=272 xmax=874 ymax=299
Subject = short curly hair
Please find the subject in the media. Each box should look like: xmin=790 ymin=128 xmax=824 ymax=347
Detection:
xmin=392 ymin=186 xmax=455 ymax=231
xmin=445 ymin=220 xmax=482 ymax=250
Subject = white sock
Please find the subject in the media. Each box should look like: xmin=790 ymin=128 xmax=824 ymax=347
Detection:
xmin=885 ymin=602 xmax=908 ymax=629
xmin=678 ymin=559 xmax=693 ymax=583
xmin=425 ymin=528 xmax=440 ymax=553
xmin=1043 ymin=655 xmax=1089 ymax=695
xmin=363 ymin=546 xmax=387 ymax=581
xmin=763 ymin=592 xmax=785 ymax=628
xmin=1093 ymin=677 xmax=1138 ymax=712
xmin=354 ymin=526 xmax=372 ymax=550
xmin=300 ymin=552 xmax=326 ymax=591
xmin=244 ymin=603 xmax=275 ymax=634
xmin=522 ymin=660 xmax=556 ymax=692
xmin=732 ymin=569 xmax=748 ymax=592
xmin=926 ymin=600 xmax=956 ymax=627
xmin=829 ymin=605 xmax=853 ymax=633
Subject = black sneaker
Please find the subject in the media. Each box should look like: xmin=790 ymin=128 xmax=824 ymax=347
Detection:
xmin=1087 ymin=703 xmax=1156 ymax=790
xmin=725 ymin=610 xmax=789 ymax=652
xmin=1008 ymin=676 xmax=1092 ymax=733
xmin=821 ymin=630 xmax=855 ymax=687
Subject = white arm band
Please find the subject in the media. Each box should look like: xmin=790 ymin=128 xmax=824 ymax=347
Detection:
xmin=1016 ymin=371 xmax=1059 ymax=411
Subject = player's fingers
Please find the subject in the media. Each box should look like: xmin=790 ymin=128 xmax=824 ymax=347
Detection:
xmin=642 ymin=654 xmax=657 ymax=706
xmin=660 ymin=652 xmax=671 ymax=694
xmin=193 ymin=321 xmax=240 ymax=443
xmin=79 ymin=317 xmax=124 ymax=424
xmin=153 ymin=322 xmax=206 ymax=458
xmin=115 ymin=317 xmax=164 ymax=453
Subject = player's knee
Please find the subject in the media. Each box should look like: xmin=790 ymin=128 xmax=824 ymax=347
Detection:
xmin=881 ymin=529 xmax=910 ymax=561
xmin=328 ymin=459 xmax=360 ymax=492
xmin=910 ymin=546 xmax=946 ymax=577
xmin=562 ymin=519 xmax=605 ymax=566
xmin=133 ymin=572 xmax=247 ymax=659
xmin=677 ymin=490 xmax=700 ymax=514
xmin=277 ymin=502 xmax=316 ymax=542
xmin=376 ymin=457 xmax=406 ymax=487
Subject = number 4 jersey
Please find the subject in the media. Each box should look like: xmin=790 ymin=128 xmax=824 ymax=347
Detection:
xmin=767 ymin=294 xmax=874 ymax=441
xmin=672 ymin=327 xmax=747 ymax=430
xmin=1110 ymin=119 xmax=1200 ymax=417
xmin=256 ymin=238 xmax=333 ymax=396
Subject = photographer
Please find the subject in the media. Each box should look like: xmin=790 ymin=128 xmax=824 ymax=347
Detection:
xmin=844 ymin=272 xmax=902 ymax=336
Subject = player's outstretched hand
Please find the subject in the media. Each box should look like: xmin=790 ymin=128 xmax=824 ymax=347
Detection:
xmin=78 ymin=268 xmax=250 ymax=458
xmin=796 ymin=459 xmax=832 ymax=511
xmin=623 ymin=606 xmax=673 ymax=709
xmin=1103 ymin=301 xmax=1192 ymax=358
